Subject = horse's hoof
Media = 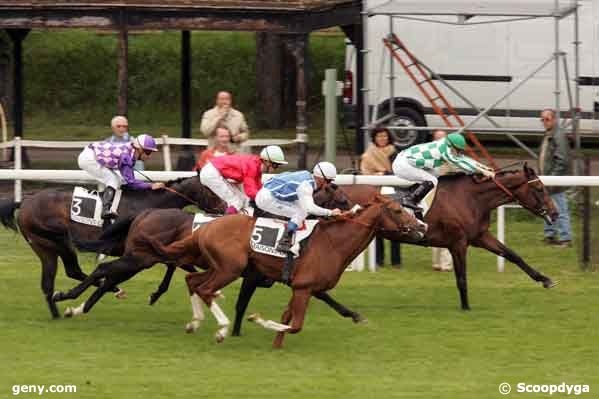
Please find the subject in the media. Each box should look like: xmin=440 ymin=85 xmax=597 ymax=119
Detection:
xmin=64 ymin=307 xmax=74 ymax=318
xmin=247 ymin=313 xmax=261 ymax=322
xmin=185 ymin=321 xmax=198 ymax=334
xmin=52 ymin=291 xmax=63 ymax=302
xmin=352 ymin=316 xmax=368 ymax=324
xmin=215 ymin=332 xmax=225 ymax=344
xmin=543 ymin=279 xmax=558 ymax=289
xmin=149 ymin=295 xmax=157 ymax=306
xmin=214 ymin=290 xmax=225 ymax=300
xmin=114 ymin=289 xmax=127 ymax=300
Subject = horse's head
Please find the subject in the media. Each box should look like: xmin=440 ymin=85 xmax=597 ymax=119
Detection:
xmin=508 ymin=164 xmax=558 ymax=224
xmin=376 ymin=195 xmax=427 ymax=240
xmin=168 ymin=174 xmax=226 ymax=214
xmin=313 ymin=182 xmax=353 ymax=210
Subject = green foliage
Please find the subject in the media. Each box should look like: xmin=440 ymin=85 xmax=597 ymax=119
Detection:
xmin=22 ymin=30 xmax=345 ymax=129
xmin=0 ymin=214 xmax=597 ymax=398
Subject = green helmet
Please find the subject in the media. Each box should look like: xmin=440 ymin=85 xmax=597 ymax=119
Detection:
xmin=447 ymin=133 xmax=466 ymax=150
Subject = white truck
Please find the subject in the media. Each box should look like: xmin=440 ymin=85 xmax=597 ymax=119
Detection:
xmin=344 ymin=0 xmax=598 ymax=149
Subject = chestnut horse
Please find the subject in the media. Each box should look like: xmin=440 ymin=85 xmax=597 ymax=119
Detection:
xmin=153 ymin=195 xmax=426 ymax=347
xmin=0 ymin=176 xmax=223 ymax=318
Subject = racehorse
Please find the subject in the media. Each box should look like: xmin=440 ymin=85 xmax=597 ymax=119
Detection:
xmin=153 ymin=194 xmax=425 ymax=347
xmin=52 ymin=183 xmax=365 ymax=327
xmin=0 ymin=176 xmax=223 ymax=318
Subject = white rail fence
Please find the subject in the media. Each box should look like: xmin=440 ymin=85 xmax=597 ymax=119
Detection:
xmin=0 ymin=137 xmax=597 ymax=272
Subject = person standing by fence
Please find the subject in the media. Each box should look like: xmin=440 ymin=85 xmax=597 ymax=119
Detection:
xmin=539 ymin=109 xmax=572 ymax=248
xmin=200 ymin=91 xmax=249 ymax=152
xmin=107 ymin=115 xmax=145 ymax=171
xmin=360 ymin=126 xmax=401 ymax=267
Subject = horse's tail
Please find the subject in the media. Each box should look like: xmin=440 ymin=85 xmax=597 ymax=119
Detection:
xmin=0 ymin=200 xmax=20 ymax=232
xmin=148 ymin=233 xmax=195 ymax=261
xmin=72 ymin=216 xmax=135 ymax=253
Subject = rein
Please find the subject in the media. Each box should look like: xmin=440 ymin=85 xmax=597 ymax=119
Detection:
xmin=162 ymin=186 xmax=204 ymax=209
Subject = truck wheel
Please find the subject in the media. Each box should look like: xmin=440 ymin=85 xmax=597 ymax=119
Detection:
xmin=386 ymin=106 xmax=428 ymax=150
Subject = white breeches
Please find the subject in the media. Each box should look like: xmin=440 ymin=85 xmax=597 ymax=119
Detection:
xmin=255 ymin=189 xmax=307 ymax=227
xmin=392 ymin=155 xmax=438 ymax=186
xmin=200 ymin=162 xmax=248 ymax=210
xmin=78 ymin=147 xmax=122 ymax=189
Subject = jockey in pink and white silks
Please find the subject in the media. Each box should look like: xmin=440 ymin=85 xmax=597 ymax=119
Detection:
xmin=78 ymin=134 xmax=164 ymax=220
xmin=256 ymin=162 xmax=343 ymax=253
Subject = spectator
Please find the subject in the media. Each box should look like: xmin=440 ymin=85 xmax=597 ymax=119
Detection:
xmin=361 ymin=126 xmax=401 ymax=267
xmin=108 ymin=115 xmax=144 ymax=171
xmin=193 ymin=126 xmax=236 ymax=171
xmin=200 ymin=91 xmax=249 ymax=152
xmin=429 ymin=129 xmax=455 ymax=271
xmin=539 ymin=109 xmax=572 ymax=248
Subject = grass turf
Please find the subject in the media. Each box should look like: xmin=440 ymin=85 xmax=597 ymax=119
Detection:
xmin=0 ymin=209 xmax=597 ymax=399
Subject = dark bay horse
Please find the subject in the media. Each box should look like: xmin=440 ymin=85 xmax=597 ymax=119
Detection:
xmin=339 ymin=164 xmax=558 ymax=310
xmin=0 ymin=176 xmax=223 ymax=318
xmin=52 ymin=184 xmax=364 ymax=327
xmin=153 ymin=195 xmax=425 ymax=347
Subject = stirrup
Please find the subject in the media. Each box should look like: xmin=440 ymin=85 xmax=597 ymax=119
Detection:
xmin=276 ymin=235 xmax=293 ymax=253
xmin=101 ymin=210 xmax=118 ymax=220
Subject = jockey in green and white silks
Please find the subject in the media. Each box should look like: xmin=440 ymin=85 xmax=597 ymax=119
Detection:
xmin=256 ymin=162 xmax=343 ymax=253
xmin=392 ymin=133 xmax=495 ymax=210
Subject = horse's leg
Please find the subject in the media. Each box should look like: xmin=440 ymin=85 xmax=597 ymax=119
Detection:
xmin=271 ymin=307 xmax=292 ymax=349
xmin=232 ymin=270 xmax=262 ymax=337
xmin=187 ymin=269 xmax=239 ymax=343
xmin=59 ymin=246 xmax=123 ymax=297
xmin=272 ymin=288 xmax=311 ymax=349
xmin=149 ymin=265 xmax=176 ymax=305
xmin=31 ymin=242 xmax=60 ymax=319
xmin=449 ymin=241 xmax=470 ymax=311
xmin=313 ymin=291 xmax=366 ymax=323
xmin=53 ymin=258 xmax=124 ymax=302
xmin=472 ymin=231 xmax=555 ymax=288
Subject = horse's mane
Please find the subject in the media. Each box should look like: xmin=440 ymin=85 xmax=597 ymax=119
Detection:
xmin=165 ymin=175 xmax=197 ymax=187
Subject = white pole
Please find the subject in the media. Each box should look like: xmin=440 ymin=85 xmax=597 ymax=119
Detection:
xmin=351 ymin=251 xmax=365 ymax=272
xmin=368 ymin=239 xmax=377 ymax=272
xmin=497 ymin=206 xmax=505 ymax=272
xmin=14 ymin=136 xmax=22 ymax=202
xmin=162 ymin=134 xmax=172 ymax=172
xmin=0 ymin=102 xmax=7 ymax=162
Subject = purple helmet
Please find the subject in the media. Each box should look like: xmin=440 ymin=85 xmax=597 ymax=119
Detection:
xmin=134 ymin=134 xmax=158 ymax=152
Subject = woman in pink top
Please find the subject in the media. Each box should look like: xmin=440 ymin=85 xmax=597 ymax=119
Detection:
xmin=199 ymin=145 xmax=287 ymax=214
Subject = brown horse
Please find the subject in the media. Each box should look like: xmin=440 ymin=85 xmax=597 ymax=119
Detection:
xmin=0 ymin=176 xmax=223 ymax=318
xmin=153 ymin=194 xmax=425 ymax=347
xmin=336 ymin=164 xmax=558 ymax=311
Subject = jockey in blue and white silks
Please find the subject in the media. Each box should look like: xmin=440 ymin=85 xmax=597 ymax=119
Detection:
xmin=256 ymin=162 xmax=342 ymax=252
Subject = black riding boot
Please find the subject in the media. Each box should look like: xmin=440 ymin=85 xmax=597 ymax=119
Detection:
xmin=276 ymin=230 xmax=294 ymax=253
xmin=101 ymin=187 xmax=118 ymax=220
xmin=402 ymin=181 xmax=434 ymax=211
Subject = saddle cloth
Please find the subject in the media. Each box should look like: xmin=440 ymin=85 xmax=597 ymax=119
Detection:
xmin=70 ymin=186 xmax=122 ymax=227
xmin=381 ymin=184 xmax=437 ymax=218
xmin=250 ymin=218 xmax=319 ymax=259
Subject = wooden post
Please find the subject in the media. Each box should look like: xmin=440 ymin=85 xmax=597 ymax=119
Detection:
xmin=256 ymin=33 xmax=283 ymax=129
xmin=7 ymin=29 xmax=29 ymax=167
xmin=162 ymin=134 xmax=172 ymax=171
xmin=286 ymin=34 xmax=309 ymax=170
xmin=117 ymin=16 xmax=128 ymax=116
xmin=181 ymin=30 xmax=191 ymax=139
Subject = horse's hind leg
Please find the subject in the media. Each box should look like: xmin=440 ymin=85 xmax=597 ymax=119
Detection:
xmin=59 ymin=246 xmax=123 ymax=295
xmin=472 ymin=231 xmax=555 ymax=288
xmin=149 ymin=265 xmax=176 ymax=306
xmin=272 ymin=288 xmax=311 ymax=349
xmin=31 ymin=243 xmax=60 ymax=319
xmin=232 ymin=270 xmax=262 ymax=337
xmin=54 ymin=258 xmax=121 ymax=302
xmin=313 ymin=291 xmax=365 ymax=323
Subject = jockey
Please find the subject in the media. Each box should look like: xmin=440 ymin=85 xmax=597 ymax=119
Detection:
xmin=200 ymin=145 xmax=288 ymax=215
xmin=256 ymin=161 xmax=343 ymax=253
xmin=392 ymin=132 xmax=495 ymax=210
xmin=78 ymin=134 xmax=165 ymax=220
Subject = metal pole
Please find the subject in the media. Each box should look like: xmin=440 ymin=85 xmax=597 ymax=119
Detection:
xmin=0 ymin=102 xmax=6 ymax=161
xmin=497 ymin=205 xmax=505 ymax=272
xmin=361 ymin=10 xmax=371 ymax=151
xmin=324 ymin=69 xmax=337 ymax=163
xmin=582 ymin=157 xmax=591 ymax=268
xmin=368 ymin=239 xmax=377 ymax=272
xmin=553 ymin=0 xmax=561 ymax=139
xmin=573 ymin=3 xmax=581 ymax=167
xmin=388 ymin=16 xmax=395 ymax=118
xmin=14 ymin=136 xmax=21 ymax=202
xmin=455 ymin=54 xmax=555 ymax=135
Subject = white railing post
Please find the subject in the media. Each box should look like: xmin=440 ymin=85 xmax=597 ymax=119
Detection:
xmin=14 ymin=136 xmax=22 ymax=202
xmin=497 ymin=205 xmax=505 ymax=272
xmin=0 ymin=102 xmax=7 ymax=162
xmin=162 ymin=134 xmax=172 ymax=172
xmin=368 ymin=239 xmax=377 ymax=272
xmin=350 ymin=251 xmax=365 ymax=272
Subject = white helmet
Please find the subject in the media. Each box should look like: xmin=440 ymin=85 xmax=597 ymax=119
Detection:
xmin=313 ymin=162 xmax=337 ymax=181
xmin=260 ymin=145 xmax=288 ymax=165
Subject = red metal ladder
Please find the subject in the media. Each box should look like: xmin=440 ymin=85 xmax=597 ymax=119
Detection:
xmin=382 ymin=33 xmax=497 ymax=169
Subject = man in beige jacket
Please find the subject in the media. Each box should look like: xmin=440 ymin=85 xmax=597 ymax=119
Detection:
xmin=200 ymin=91 xmax=249 ymax=151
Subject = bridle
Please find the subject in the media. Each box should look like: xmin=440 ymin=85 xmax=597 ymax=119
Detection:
xmin=490 ymin=174 xmax=549 ymax=219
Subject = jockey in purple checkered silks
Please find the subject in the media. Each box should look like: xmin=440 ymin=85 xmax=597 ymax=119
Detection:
xmin=78 ymin=134 xmax=165 ymax=220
